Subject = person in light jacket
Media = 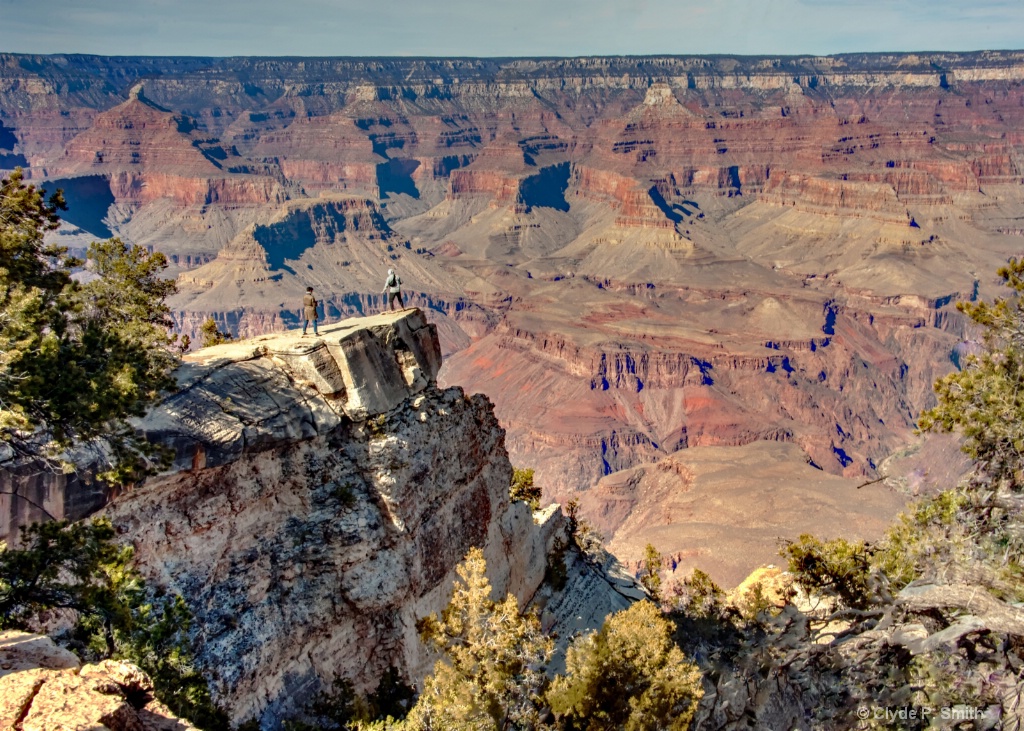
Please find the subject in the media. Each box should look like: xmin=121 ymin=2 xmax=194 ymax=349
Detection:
xmin=382 ymin=269 xmax=404 ymax=311
xmin=302 ymin=286 xmax=319 ymax=336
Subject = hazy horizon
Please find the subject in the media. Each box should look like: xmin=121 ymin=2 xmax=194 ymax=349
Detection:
xmin=2 ymin=0 xmax=1023 ymax=59
xmin=3 ymin=48 xmax=1024 ymax=60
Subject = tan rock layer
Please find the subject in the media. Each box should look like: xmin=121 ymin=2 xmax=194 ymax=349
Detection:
xmin=0 ymin=631 xmax=196 ymax=731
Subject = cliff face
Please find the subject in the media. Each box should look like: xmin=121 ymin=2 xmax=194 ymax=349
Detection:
xmin=2 ymin=310 xmax=558 ymax=728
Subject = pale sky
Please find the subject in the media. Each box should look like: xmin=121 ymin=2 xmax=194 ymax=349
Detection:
xmin=1 ymin=0 xmax=1022 ymax=57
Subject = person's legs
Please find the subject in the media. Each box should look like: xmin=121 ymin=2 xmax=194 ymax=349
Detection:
xmin=302 ymin=318 xmax=309 ymax=335
xmin=399 ymin=291 xmax=405 ymax=310
xmin=389 ymin=292 xmax=398 ymax=311
xmin=313 ymin=318 xmax=319 ymax=336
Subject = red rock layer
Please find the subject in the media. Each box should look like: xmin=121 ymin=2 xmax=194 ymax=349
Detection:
xmin=107 ymin=170 xmax=286 ymax=206
xmin=60 ymin=96 xmax=218 ymax=174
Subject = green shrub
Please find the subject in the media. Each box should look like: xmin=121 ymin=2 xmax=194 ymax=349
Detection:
xmin=782 ymin=534 xmax=873 ymax=609
xmin=365 ymin=666 xmax=415 ymax=723
xmin=510 ymin=467 xmax=542 ymax=510
xmin=565 ymin=499 xmax=603 ymax=555
xmin=330 ymin=481 xmax=357 ymax=508
xmin=739 ymin=581 xmax=774 ymax=622
xmin=548 ymin=601 xmax=703 ymax=731
xmin=367 ymin=415 xmax=389 ymax=440
xmin=199 ymin=317 xmax=232 ymax=348
xmin=410 ymin=547 xmax=552 ymax=730
xmin=872 ymin=489 xmax=969 ymax=589
xmin=545 ymin=535 xmax=569 ymax=591
xmin=0 ymin=518 xmax=225 ymax=728
xmin=677 ymin=568 xmax=725 ymax=619
xmin=0 ymin=171 xmax=180 ymax=482
xmin=640 ymin=543 xmax=662 ymax=603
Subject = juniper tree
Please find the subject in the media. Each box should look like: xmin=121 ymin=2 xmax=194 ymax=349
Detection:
xmin=919 ymin=256 xmax=1024 ymax=492
xmin=547 ymin=601 xmax=703 ymax=731
xmin=199 ymin=317 xmax=232 ymax=348
xmin=639 ymin=543 xmax=662 ymax=603
xmin=408 ymin=547 xmax=552 ymax=731
xmin=510 ymin=467 xmax=541 ymax=510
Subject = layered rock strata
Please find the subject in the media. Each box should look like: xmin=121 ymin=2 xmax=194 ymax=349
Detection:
xmin=4 ymin=51 xmax=1024 ymax=554
xmin=1 ymin=310 xmax=564 ymax=729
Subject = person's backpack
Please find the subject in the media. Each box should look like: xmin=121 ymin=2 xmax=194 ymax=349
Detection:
xmin=387 ymin=274 xmax=401 ymax=292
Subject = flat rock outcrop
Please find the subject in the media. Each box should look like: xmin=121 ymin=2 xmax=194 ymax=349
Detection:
xmin=0 ymin=630 xmax=196 ymax=731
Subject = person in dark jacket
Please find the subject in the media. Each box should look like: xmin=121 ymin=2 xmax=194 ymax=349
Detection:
xmin=302 ymin=286 xmax=319 ymax=336
xmin=382 ymin=268 xmax=404 ymax=311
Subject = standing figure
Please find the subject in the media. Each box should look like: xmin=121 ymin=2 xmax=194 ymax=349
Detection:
xmin=302 ymin=286 xmax=319 ymax=336
xmin=383 ymin=268 xmax=404 ymax=311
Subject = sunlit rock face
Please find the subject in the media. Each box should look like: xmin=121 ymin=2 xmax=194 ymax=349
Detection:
xmin=0 ymin=630 xmax=199 ymax=731
xmin=0 ymin=311 xmax=557 ymax=727
xmin=93 ymin=310 xmax=556 ymax=727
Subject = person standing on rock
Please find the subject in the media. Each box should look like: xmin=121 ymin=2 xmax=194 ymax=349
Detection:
xmin=302 ymin=286 xmax=320 ymax=336
xmin=383 ymin=268 xmax=405 ymax=311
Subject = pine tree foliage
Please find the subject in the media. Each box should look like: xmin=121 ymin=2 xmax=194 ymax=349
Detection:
xmin=547 ymin=601 xmax=703 ymax=731
xmin=0 ymin=169 xmax=178 ymax=482
xmin=639 ymin=543 xmax=662 ymax=602
xmin=199 ymin=317 xmax=232 ymax=348
xmin=408 ymin=547 xmax=552 ymax=731
xmin=564 ymin=499 xmax=603 ymax=556
xmin=674 ymin=568 xmax=726 ymax=619
xmin=0 ymin=518 xmax=225 ymax=727
xmin=509 ymin=467 xmax=541 ymax=511
xmin=284 ymin=668 xmax=415 ymax=731
xmin=0 ymin=168 xmax=73 ymax=293
xmin=0 ymin=517 xmax=123 ymax=629
xmin=919 ymin=257 xmax=1024 ymax=491
xmin=782 ymin=534 xmax=875 ymax=610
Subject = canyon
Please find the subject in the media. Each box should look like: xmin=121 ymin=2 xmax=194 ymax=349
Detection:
xmin=2 ymin=51 xmax=1023 ymax=585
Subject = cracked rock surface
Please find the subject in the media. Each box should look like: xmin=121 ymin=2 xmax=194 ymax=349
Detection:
xmin=0 ymin=631 xmax=195 ymax=731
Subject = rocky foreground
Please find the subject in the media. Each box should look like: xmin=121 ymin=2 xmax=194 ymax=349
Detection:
xmin=0 ymin=630 xmax=196 ymax=731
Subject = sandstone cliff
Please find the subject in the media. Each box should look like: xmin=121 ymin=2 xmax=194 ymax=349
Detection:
xmin=2 ymin=310 xmax=567 ymax=728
